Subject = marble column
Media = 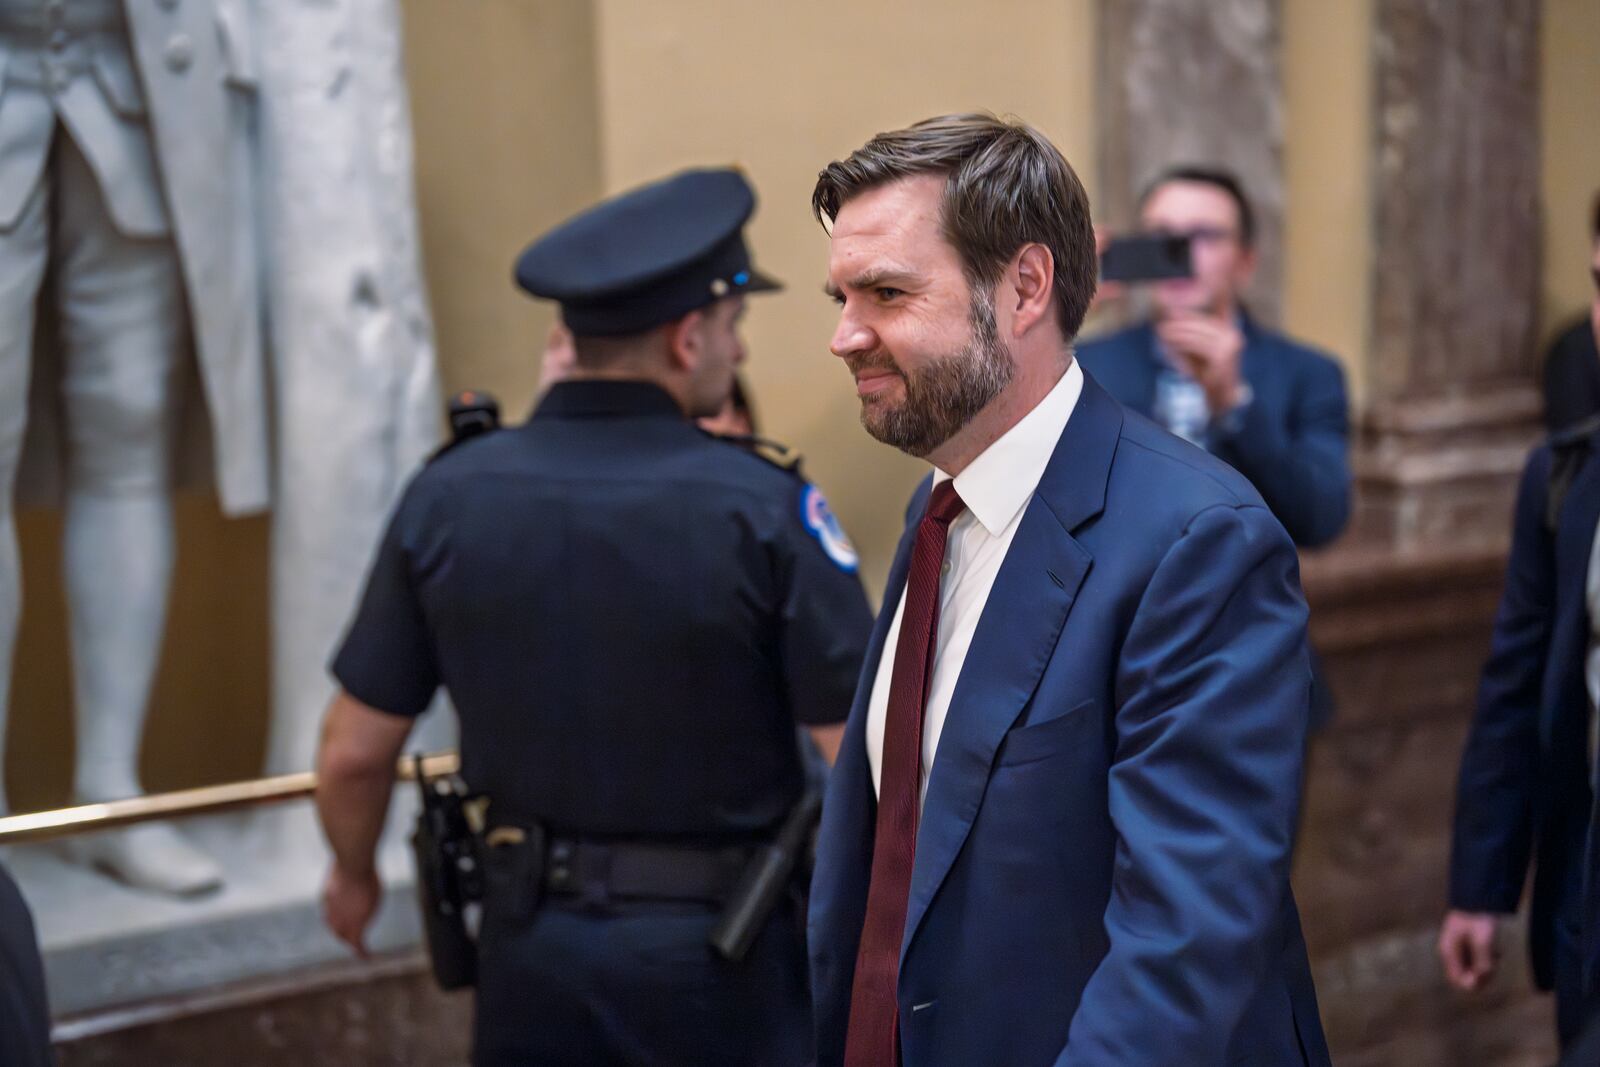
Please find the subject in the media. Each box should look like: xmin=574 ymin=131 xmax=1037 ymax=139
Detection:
xmin=1294 ymin=4 xmax=1552 ymax=1064
xmin=1356 ymin=0 xmax=1543 ymax=547
xmin=1096 ymin=0 xmax=1285 ymax=323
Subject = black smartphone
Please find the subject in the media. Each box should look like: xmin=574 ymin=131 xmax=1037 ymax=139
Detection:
xmin=1099 ymin=233 xmax=1193 ymax=283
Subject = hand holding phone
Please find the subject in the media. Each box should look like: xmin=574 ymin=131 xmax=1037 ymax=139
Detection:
xmin=1099 ymin=232 xmax=1194 ymax=284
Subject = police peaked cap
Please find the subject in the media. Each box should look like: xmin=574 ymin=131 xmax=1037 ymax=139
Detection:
xmin=515 ymin=168 xmax=782 ymax=336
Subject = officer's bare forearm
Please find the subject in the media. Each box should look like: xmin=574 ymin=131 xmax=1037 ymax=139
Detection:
xmin=315 ymin=690 xmax=413 ymax=877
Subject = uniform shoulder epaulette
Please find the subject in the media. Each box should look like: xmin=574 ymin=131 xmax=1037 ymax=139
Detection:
xmin=427 ymin=427 xmax=501 ymax=465
xmin=713 ymin=432 xmax=804 ymax=475
xmin=1544 ymin=412 xmax=1600 ymax=532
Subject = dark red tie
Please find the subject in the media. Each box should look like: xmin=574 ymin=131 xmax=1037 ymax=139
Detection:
xmin=845 ymin=480 xmax=965 ymax=1067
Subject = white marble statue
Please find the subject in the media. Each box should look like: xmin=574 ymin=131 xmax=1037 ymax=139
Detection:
xmin=0 ymin=0 xmax=441 ymax=894
xmin=255 ymin=0 xmax=443 ymax=788
xmin=0 ymin=0 xmax=268 ymax=895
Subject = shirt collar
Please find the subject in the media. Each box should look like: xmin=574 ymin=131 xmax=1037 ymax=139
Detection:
xmin=933 ymin=359 xmax=1084 ymax=538
xmin=533 ymin=379 xmax=685 ymax=420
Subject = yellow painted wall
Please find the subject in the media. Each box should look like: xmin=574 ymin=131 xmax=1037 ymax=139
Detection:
xmin=1541 ymin=0 xmax=1600 ymax=340
xmin=1281 ymin=0 xmax=1374 ymax=407
xmin=592 ymin=0 xmax=1098 ymax=599
xmin=405 ymin=0 xmax=605 ymax=418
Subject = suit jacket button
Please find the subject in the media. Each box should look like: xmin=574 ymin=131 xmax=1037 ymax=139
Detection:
xmin=165 ymin=34 xmax=194 ymax=72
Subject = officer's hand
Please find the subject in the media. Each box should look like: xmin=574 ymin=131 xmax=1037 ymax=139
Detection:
xmin=1438 ymin=910 xmax=1500 ymax=991
xmin=1156 ymin=311 xmax=1246 ymax=416
xmin=323 ymin=863 xmax=381 ymax=958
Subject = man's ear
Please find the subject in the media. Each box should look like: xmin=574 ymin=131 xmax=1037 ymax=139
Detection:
xmin=1235 ymin=244 xmax=1260 ymax=290
xmin=1009 ymin=243 xmax=1056 ymax=337
xmin=666 ymin=310 xmax=705 ymax=372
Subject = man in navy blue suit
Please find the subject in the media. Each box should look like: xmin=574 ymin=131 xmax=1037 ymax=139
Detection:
xmin=1076 ymin=168 xmax=1351 ymax=550
xmin=1441 ymin=400 xmax=1600 ymax=1047
xmin=809 ymin=113 xmax=1328 ymax=1067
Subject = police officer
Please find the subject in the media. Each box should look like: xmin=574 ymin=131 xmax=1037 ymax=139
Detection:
xmin=313 ymin=168 xmax=873 ymax=1067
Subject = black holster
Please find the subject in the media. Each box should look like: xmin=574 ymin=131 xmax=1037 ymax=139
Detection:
xmin=480 ymin=822 xmax=547 ymax=926
xmin=411 ymin=759 xmax=484 ymax=991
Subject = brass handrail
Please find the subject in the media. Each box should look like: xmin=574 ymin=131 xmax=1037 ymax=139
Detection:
xmin=0 ymin=751 xmax=459 ymax=845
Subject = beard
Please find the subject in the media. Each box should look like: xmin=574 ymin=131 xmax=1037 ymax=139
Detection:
xmin=848 ymin=290 xmax=1015 ymax=457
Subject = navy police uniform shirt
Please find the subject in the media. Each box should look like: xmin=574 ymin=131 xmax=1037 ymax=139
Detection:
xmin=332 ymin=379 xmax=873 ymax=841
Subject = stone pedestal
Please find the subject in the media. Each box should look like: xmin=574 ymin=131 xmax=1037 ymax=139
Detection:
xmin=11 ymin=798 xmax=424 ymax=1020
xmin=1297 ymin=546 xmax=1556 ymax=1066
xmin=55 ymin=951 xmax=471 ymax=1067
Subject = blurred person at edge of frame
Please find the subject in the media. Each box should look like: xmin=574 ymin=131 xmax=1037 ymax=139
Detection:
xmin=0 ymin=860 xmax=51 ymax=1067
xmin=314 ymin=169 xmax=873 ymax=1066
xmin=1541 ymin=191 xmax=1600 ymax=433
xmin=699 ymin=372 xmax=757 ymax=437
xmin=1079 ymin=167 xmax=1351 ymax=729
xmin=1441 ymin=197 xmax=1600 ymax=1052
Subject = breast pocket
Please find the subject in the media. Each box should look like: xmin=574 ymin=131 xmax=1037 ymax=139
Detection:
xmin=994 ymin=698 xmax=1097 ymax=767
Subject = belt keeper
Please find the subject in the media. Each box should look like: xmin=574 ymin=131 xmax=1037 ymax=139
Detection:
xmin=485 ymin=826 xmax=525 ymax=848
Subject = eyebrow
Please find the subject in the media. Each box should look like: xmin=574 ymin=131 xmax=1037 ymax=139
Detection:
xmin=822 ymin=267 xmax=919 ymax=301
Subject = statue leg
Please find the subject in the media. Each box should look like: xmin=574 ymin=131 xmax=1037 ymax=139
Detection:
xmin=0 ymin=181 xmax=52 ymax=814
xmin=51 ymin=134 xmax=219 ymax=895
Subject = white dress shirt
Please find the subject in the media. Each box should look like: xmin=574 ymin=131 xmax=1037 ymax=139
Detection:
xmin=866 ymin=359 xmax=1084 ymax=799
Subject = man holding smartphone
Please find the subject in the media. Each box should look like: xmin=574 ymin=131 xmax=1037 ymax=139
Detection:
xmin=1079 ymin=168 xmax=1351 ymax=552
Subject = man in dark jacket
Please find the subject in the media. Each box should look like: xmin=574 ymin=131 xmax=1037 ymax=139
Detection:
xmin=1078 ymin=167 xmax=1351 ymax=551
xmin=1441 ymin=412 xmax=1600 ymax=1049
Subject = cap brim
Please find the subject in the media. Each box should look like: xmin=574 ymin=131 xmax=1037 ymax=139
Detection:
xmin=742 ymin=266 xmax=783 ymax=294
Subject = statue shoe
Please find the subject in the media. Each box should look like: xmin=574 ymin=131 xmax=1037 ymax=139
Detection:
xmin=72 ymin=823 xmax=224 ymax=897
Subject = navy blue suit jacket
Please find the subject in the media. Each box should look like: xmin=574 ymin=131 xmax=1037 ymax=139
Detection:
xmin=1077 ymin=317 xmax=1351 ymax=548
xmin=1450 ymin=421 xmax=1600 ymax=994
xmin=809 ymin=374 xmax=1330 ymax=1066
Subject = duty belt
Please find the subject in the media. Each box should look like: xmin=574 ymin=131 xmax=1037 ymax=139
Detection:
xmin=539 ymin=837 xmax=753 ymax=906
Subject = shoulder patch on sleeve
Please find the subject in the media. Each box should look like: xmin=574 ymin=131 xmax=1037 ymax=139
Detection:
xmin=799 ymin=483 xmax=859 ymax=573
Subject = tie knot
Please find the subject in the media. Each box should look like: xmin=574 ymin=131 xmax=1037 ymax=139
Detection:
xmin=925 ymin=480 xmax=966 ymax=525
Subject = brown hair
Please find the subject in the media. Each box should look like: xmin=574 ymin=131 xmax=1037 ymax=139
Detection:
xmin=812 ymin=112 xmax=1098 ymax=339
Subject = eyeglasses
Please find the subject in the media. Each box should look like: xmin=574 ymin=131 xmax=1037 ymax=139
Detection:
xmin=1178 ymin=226 xmax=1238 ymax=246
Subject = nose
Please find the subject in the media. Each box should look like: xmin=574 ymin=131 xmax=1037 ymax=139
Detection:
xmin=829 ymin=304 xmax=876 ymax=361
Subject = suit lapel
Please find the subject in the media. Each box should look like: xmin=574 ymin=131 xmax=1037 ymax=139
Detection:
xmin=900 ymin=374 xmax=1124 ymax=959
xmin=839 ymin=479 xmax=930 ymax=786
